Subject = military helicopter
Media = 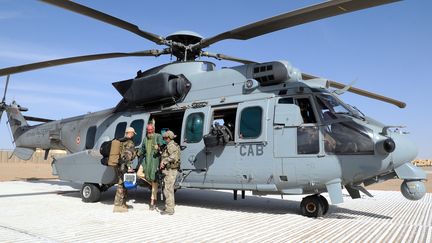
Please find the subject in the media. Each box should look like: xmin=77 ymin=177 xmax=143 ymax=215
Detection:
xmin=0 ymin=0 xmax=427 ymax=218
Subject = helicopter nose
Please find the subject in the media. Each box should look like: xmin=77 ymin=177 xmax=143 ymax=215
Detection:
xmin=390 ymin=133 xmax=418 ymax=168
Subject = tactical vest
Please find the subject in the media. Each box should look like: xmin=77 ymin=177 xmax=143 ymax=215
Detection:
xmin=163 ymin=141 xmax=181 ymax=169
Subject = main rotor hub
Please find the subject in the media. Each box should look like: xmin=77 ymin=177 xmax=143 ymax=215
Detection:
xmin=166 ymin=31 xmax=204 ymax=61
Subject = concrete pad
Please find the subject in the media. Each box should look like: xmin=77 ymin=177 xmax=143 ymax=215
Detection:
xmin=0 ymin=180 xmax=430 ymax=242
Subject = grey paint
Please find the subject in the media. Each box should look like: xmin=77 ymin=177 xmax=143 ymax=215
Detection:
xmin=5 ymin=61 xmax=427 ymax=204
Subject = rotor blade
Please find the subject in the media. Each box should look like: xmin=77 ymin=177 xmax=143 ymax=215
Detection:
xmin=201 ymin=51 xmax=256 ymax=64
xmin=2 ymin=75 xmax=10 ymax=103
xmin=198 ymin=0 xmax=400 ymax=48
xmin=302 ymin=73 xmax=406 ymax=108
xmin=0 ymin=50 xmax=168 ymax=76
xmin=40 ymin=0 xmax=164 ymax=44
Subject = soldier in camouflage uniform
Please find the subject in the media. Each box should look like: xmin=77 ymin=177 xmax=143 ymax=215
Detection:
xmin=159 ymin=130 xmax=181 ymax=215
xmin=113 ymin=127 xmax=137 ymax=213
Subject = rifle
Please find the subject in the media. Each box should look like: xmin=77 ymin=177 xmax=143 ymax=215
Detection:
xmin=155 ymin=169 xmax=165 ymax=200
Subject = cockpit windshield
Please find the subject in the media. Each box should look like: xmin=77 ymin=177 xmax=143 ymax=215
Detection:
xmin=315 ymin=93 xmax=362 ymax=121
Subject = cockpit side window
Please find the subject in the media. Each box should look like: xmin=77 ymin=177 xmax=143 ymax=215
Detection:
xmin=296 ymin=98 xmax=316 ymax=124
xmin=323 ymin=121 xmax=374 ymax=155
xmin=316 ymin=96 xmax=337 ymax=121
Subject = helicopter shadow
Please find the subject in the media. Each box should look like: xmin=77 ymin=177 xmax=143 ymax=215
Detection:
xmin=20 ymin=178 xmax=82 ymax=189
xmin=15 ymin=180 xmax=393 ymax=219
xmin=77 ymin=187 xmax=392 ymax=219
xmin=0 ymin=179 xmax=81 ymax=198
xmin=325 ymin=207 xmax=393 ymax=220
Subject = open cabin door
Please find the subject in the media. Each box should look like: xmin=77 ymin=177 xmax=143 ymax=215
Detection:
xmin=180 ymin=106 xmax=211 ymax=171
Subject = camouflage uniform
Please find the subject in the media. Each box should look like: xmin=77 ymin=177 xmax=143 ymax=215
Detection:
xmin=114 ymin=137 xmax=136 ymax=209
xmin=161 ymin=139 xmax=181 ymax=214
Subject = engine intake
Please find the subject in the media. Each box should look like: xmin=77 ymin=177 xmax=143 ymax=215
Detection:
xmin=112 ymin=72 xmax=191 ymax=107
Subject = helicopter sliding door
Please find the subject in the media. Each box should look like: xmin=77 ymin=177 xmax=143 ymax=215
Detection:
xmin=180 ymin=106 xmax=211 ymax=173
xmin=234 ymin=99 xmax=274 ymax=190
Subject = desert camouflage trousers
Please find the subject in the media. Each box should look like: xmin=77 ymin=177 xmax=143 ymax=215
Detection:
xmin=114 ymin=167 xmax=128 ymax=206
xmin=162 ymin=169 xmax=178 ymax=213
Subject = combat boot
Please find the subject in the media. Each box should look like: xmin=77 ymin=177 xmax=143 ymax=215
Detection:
xmin=113 ymin=205 xmax=128 ymax=213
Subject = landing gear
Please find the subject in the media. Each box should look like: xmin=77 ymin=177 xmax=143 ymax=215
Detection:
xmin=300 ymin=194 xmax=329 ymax=218
xmin=318 ymin=195 xmax=329 ymax=215
xmin=80 ymin=183 xmax=101 ymax=203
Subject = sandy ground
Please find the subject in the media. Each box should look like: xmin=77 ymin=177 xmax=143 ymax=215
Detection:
xmin=0 ymin=181 xmax=431 ymax=242
xmin=0 ymin=162 xmax=430 ymax=192
xmin=0 ymin=163 xmax=57 ymax=181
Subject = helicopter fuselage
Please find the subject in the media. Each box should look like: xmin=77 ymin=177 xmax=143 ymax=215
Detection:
xmin=7 ymin=61 xmax=426 ymax=206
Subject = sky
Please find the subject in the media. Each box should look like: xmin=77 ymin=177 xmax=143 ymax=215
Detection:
xmin=0 ymin=0 xmax=431 ymax=158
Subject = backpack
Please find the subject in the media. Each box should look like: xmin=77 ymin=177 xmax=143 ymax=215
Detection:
xmin=203 ymin=124 xmax=233 ymax=147
xmin=100 ymin=139 xmax=121 ymax=166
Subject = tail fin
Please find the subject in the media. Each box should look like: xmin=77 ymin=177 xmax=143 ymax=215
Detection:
xmin=6 ymin=101 xmax=29 ymax=138
xmin=1 ymin=77 xmax=35 ymax=160
xmin=5 ymin=101 xmax=35 ymax=160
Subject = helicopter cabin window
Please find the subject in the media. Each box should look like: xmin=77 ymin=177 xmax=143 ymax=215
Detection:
xmin=209 ymin=108 xmax=236 ymax=144
xmin=185 ymin=112 xmax=204 ymax=143
xmin=85 ymin=126 xmax=97 ymax=149
xmin=239 ymin=106 xmax=262 ymax=139
xmin=114 ymin=122 xmax=127 ymax=139
xmin=130 ymin=119 xmax=144 ymax=146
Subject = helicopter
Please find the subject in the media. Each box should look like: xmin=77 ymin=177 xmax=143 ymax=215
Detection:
xmin=0 ymin=0 xmax=427 ymax=218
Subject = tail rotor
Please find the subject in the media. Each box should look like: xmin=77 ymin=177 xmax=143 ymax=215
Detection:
xmin=0 ymin=75 xmax=10 ymax=122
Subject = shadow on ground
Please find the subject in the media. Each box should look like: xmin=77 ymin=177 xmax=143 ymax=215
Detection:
xmin=10 ymin=179 xmax=393 ymax=219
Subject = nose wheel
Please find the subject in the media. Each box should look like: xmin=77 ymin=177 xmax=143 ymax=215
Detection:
xmin=300 ymin=194 xmax=329 ymax=218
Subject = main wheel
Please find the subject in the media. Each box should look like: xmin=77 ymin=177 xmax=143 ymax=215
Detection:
xmin=300 ymin=195 xmax=323 ymax=218
xmin=80 ymin=183 xmax=101 ymax=203
xmin=318 ymin=195 xmax=329 ymax=215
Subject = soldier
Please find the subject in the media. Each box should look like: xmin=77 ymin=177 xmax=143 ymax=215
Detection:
xmin=159 ymin=130 xmax=181 ymax=215
xmin=113 ymin=127 xmax=137 ymax=213
xmin=137 ymin=123 xmax=163 ymax=210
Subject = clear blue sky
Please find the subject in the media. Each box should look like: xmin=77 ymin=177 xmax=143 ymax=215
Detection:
xmin=0 ymin=0 xmax=431 ymax=158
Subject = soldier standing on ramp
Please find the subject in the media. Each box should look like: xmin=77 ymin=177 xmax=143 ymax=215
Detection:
xmin=113 ymin=127 xmax=137 ymax=213
xmin=159 ymin=131 xmax=181 ymax=215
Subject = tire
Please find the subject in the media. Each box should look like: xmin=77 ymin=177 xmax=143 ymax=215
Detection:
xmin=300 ymin=195 xmax=323 ymax=218
xmin=318 ymin=195 xmax=329 ymax=215
xmin=80 ymin=183 xmax=101 ymax=203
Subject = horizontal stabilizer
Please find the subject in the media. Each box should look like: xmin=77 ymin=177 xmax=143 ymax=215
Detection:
xmin=23 ymin=115 xmax=53 ymax=123
xmin=13 ymin=147 xmax=35 ymax=160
